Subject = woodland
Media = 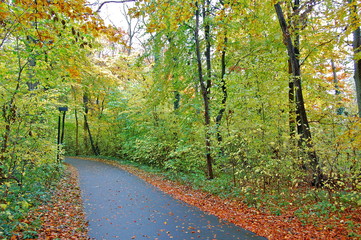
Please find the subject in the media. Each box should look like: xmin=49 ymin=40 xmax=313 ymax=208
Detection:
xmin=0 ymin=0 xmax=360 ymax=238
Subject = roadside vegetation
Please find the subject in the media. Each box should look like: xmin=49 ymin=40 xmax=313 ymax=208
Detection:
xmin=1 ymin=164 xmax=88 ymax=239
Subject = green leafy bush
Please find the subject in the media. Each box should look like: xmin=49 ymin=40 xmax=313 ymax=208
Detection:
xmin=0 ymin=163 xmax=63 ymax=239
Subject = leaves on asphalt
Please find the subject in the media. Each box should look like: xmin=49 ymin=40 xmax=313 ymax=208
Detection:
xmin=103 ymin=158 xmax=361 ymax=240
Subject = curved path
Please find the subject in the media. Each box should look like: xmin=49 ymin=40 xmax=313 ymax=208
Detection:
xmin=66 ymin=158 xmax=267 ymax=240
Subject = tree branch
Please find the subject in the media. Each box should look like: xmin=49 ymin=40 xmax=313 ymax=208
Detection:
xmin=96 ymin=0 xmax=136 ymax=13
xmin=300 ymin=36 xmax=340 ymax=66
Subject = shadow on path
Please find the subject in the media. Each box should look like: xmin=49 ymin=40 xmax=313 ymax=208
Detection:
xmin=66 ymin=158 xmax=267 ymax=240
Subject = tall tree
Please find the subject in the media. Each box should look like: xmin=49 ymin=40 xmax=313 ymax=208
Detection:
xmin=195 ymin=1 xmax=214 ymax=179
xmin=274 ymin=1 xmax=322 ymax=186
xmin=215 ymin=1 xmax=229 ymax=147
xmin=83 ymin=92 xmax=100 ymax=156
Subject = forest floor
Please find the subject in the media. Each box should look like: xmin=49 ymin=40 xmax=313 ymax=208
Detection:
xmin=16 ymin=163 xmax=89 ymax=240
xmin=30 ymin=157 xmax=360 ymax=240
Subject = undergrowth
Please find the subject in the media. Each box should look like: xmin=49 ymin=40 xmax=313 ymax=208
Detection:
xmin=0 ymin=163 xmax=63 ymax=239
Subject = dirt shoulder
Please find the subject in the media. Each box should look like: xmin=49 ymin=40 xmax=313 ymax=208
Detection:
xmin=26 ymin=163 xmax=89 ymax=240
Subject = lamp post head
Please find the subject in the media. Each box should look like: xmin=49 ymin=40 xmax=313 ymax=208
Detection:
xmin=58 ymin=107 xmax=68 ymax=112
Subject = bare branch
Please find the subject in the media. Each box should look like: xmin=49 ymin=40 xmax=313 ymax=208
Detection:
xmin=96 ymin=0 xmax=136 ymax=13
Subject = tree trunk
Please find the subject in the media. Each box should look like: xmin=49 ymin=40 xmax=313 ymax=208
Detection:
xmin=274 ymin=2 xmax=322 ymax=186
xmin=331 ymin=59 xmax=344 ymax=115
xmin=331 ymin=59 xmax=340 ymax=95
xmin=83 ymin=93 xmax=99 ymax=156
xmin=349 ymin=0 xmax=361 ymax=117
xmin=288 ymin=60 xmax=296 ymax=137
xmin=84 ymin=114 xmax=99 ymax=156
xmin=174 ymin=91 xmax=180 ymax=110
xmin=215 ymin=35 xmax=228 ymax=152
xmin=216 ymin=31 xmax=228 ymax=140
xmin=1 ymin=42 xmax=24 ymax=181
xmin=195 ymin=2 xmax=214 ymax=179
xmin=204 ymin=0 xmax=212 ymax=91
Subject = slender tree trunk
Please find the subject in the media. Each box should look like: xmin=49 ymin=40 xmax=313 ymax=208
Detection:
xmin=349 ymin=0 xmax=361 ymax=117
xmin=331 ymin=59 xmax=340 ymax=95
xmin=83 ymin=93 xmax=99 ymax=156
xmin=174 ymin=91 xmax=180 ymax=110
xmin=1 ymin=39 xmax=26 ymax=181
xmin=71 ymin=86 xmax=80 ymax=155
xmin=292 ymin=0 xmax=306 ymax=143
xmin=195 ymin=2 xmax=214 ymax=179
xmin=215 ymin=35 xmax=228 ymax=145
xmin=83 ymin=94 xmax=89 ymax=152
xmin=274 ymin=2 xmax=322 ymax=186
xmin=331 ymin=59 xmax=344 ymax=115
xmin=353 ymin=28 xmax=361 ymax=117
xmin=204 ymin=0 xmax=212 ymax=90
xmin=215 ymin=33 xmax=228 ymax=163
xmin=288 ymin=60 xmax=296 ymax=137
xmin=84 ymin=115 xmax=99 ymax=156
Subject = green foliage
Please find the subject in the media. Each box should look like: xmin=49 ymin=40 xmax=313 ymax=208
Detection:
xmin=129 ymin=136 xmax=174 ymax=167
xmin=0 ymin=163 xmax=63 ymax=238
xmin=0 ymin=0 xmax=114 ymax=237
xmin=165 ymin=142 xmax=205 ymax=173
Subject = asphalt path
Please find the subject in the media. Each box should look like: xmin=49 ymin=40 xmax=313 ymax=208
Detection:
xmin=66 ymin=158 xmax=267 ymax=240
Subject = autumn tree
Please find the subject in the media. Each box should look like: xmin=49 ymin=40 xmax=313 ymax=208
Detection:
xmin=274 ymin=0 xmax=323 ymax=186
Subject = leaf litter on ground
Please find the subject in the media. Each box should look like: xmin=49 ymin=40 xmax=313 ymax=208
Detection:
xmin=13 ymin=163 xmax=89 ymax=240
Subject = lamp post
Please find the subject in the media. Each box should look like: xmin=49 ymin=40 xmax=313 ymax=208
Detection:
xmin=57 ymin=106 xmax=68 ymax=162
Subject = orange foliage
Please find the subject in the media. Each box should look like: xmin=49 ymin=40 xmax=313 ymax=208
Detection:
xmin=0 ymin=3 xmax=9 ymax=21
xmin=103 ymin=27 xmax=126 ymax=43
xmin=4 ymin=0 xmax=120 ymax=47
xmin=229 ymin=65 xmax=247 ymax=73
xmin=67 ymin=67 xmax=81 ymax=79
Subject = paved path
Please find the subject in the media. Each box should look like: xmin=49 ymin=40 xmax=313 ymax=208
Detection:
xmin=66 ymin=158 xmax=266 ymax=240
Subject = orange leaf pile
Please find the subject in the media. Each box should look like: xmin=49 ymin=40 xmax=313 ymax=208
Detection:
xmin=14 ymin=164 xmax=89 ymax=240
